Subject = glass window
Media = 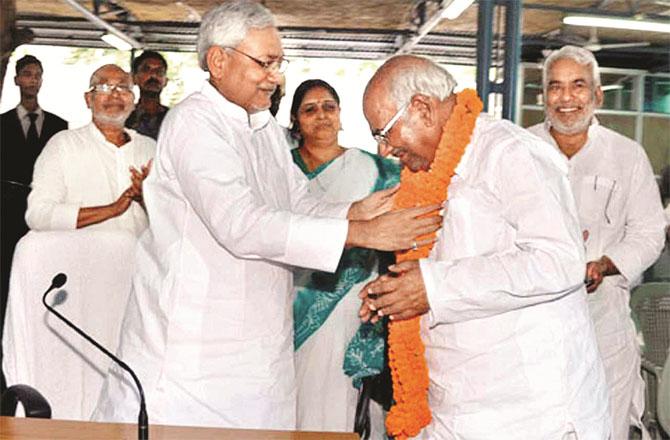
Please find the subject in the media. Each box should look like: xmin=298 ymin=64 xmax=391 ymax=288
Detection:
xmin=642 ymin=116 xmax=670 ymax=174
xmin=644 ymin=76 xmax=670 ymax=115
xmin=521 ymin=67 xmax=543 ymax=106
xmin=520 ymin=108 xmax=544 ymax=128
xmin=596 ymin=113 xmax=636 ymax=140
xmin=600 ymin=72 xmax=636 ymax=111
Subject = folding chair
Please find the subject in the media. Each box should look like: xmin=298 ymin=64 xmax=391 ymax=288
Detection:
xmin=630 ymin=282 xmax=670 ymax=435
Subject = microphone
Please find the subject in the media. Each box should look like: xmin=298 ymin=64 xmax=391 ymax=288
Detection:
xmin=42 ymin=273 xmax=149 ymax=440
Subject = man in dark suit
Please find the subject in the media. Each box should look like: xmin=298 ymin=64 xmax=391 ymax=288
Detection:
xmin=1 ymin=55 xmax=68 ymax=186
xmin=0 ymin=55 xmax=67 ymax=391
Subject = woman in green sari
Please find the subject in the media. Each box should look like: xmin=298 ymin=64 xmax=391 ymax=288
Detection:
xmin=290 ymin=79 xmax=399 ymax=436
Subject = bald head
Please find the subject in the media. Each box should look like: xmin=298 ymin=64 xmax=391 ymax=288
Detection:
xmin=89 ymin=64 xmax=132 ymax=89
xmin=364 ymin=55 xmax=456 ymax=113
xmin=363 ymin=55 xmax=458 ymax=172
xmin=364 ymin=56 xmax=408 ymax=110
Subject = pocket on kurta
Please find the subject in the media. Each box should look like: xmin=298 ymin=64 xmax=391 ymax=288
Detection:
xmin=575 ymin=175 xmax=623 ymax=226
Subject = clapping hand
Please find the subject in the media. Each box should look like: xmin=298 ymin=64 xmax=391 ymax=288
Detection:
xmin=128 ymin=159 xmax=153 ymax=204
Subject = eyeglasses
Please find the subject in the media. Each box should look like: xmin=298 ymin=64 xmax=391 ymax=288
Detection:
xmin=299 ymin=101 xmax=339 ymax=115
xmin=88 ymin=83 xmax=133 ymax=94
xmin=225 ymin=47 xmax=289 ymax=74
xmin=371 ymin=102 xmax=409 ymax=145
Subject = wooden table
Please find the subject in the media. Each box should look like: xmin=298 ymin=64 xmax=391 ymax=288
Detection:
xmin=0 ymin=417 xmax=359 ymax=440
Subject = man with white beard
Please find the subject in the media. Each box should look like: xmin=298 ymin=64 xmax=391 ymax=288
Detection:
xmin=26 ymin=64 xmax=155 ymax=236
xmin=529 ymin=45 xmax=665 ymax=439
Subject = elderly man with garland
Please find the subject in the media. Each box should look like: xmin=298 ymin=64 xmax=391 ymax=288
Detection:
xmin=359 ymin=55 xmax=611 ymax=439
xmin=529 ymin=45 xmax=665 ymax=440
xmin=92 ymin=0 xmax=439 ymax=430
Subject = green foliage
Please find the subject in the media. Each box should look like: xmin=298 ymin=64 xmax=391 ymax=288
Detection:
xmin=64 ymin=48 xmax=131 ymax=70
xmin=161 ymin=51 xmax=199 ymax=107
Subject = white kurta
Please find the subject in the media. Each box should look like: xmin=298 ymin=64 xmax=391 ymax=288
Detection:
xmin=416 ymin=115 xmax=611 ymax=439
xmin=293 ymin=148 xmax=388 ymax=435
xmin=26 ymin=122 xmax=155 ymax=236
xmin=530 ymin=120 xmax=666 ymax=439
xmin=92 ymin=81 xmax=350 ymax=429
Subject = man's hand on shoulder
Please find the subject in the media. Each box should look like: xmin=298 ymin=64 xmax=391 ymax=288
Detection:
xmin=346 ymin=204 xmax=441 ymax=251
xmin=347 ymin=184 xmax=399 ymax=221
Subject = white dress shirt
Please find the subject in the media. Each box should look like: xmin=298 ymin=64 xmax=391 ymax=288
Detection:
xmin=16 ymin=104 xmax=44 ymax=137
xmin=92 ymin=81 xmax=350 ymax=429
xmin=26 ymin=122 xmax=155 ymax=236
xmin=529 ymin=119 xmax=665 ymax=439
xmin=416 ymin=115 xmax=611 ymax=439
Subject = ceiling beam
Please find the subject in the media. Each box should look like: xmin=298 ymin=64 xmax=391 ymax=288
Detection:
xmin=396 ymin=0 xmax=453 ymax=55
xmin=60 ymin=0 xmax=142 ymax=49
xmin=523 ymin=2 xmax=669 ymax=19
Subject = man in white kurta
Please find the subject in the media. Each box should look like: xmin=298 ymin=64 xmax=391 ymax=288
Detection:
xmin=529 ymin=45 xmax=665 ymax=439
xmin=94 ymin=79 xmax=350 ymax=429
xmin=26 ymin=123 xmax=154 ymax=236
xmin=361 ymin=55 xmax=611 ymax=439
xmin=26 ymin=64 xmax=154 ymax=236
xmin=93 ymin=2 xmax=440 ymax=429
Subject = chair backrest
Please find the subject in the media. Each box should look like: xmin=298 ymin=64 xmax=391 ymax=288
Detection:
xmin=630 ymin=282 xmax=670 ymax=368
xmin=644 ymin=246 xmax=670 ymax=282
xmin=659 ymin=352 xmax=670 ymax=436
xmin=1 ymin=384 xmax=51 ymax=418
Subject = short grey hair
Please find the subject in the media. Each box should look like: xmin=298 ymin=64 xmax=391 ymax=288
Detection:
xmin=385 ymin=56 xmax=457 ymax=107
xmin=196 ymin=0 xmax=275 ymax=71
xmin=542 ymin=45 xmax=601 ymax=91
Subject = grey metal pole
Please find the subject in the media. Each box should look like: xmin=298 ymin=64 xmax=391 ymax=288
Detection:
xmin=502 ymin=0 xmax=521 ymax=121
xmin=476 ymin=0 xmax=495 ymax=112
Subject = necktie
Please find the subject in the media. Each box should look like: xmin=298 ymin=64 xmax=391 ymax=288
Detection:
xmin=26 ymin=112 xmax=39 ymax=149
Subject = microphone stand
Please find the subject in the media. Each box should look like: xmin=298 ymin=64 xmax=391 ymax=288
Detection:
xmin=42 ymin=274 xmax=148 ymax=440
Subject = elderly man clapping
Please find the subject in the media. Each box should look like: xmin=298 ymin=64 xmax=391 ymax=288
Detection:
xmin=26 ymin=64 xmax=154 ymax=235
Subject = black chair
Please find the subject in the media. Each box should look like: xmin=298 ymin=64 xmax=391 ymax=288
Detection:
xmin=0 ymin=384 xmax=51 ymax=418
xmin=1 ymin=179 xmax=31 ymax=395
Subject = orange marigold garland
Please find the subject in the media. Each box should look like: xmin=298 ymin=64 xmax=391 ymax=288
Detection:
xmin=386 ymin=89 xmax=483 ymax=439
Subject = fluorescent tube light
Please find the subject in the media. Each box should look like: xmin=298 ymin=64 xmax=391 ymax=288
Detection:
xmin=441 ymin=0 xmax=475 ymax=20
xmin=101 ymin=33 xmax=133 ymax=51
xmin=601 ymin=84 xmax=624 ymax=91
xmin=563 ymin=15 xmax=670 ymax=33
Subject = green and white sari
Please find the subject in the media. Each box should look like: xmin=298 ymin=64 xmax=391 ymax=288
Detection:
xmin=292 ymin=147 xmax=399 ymax=434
